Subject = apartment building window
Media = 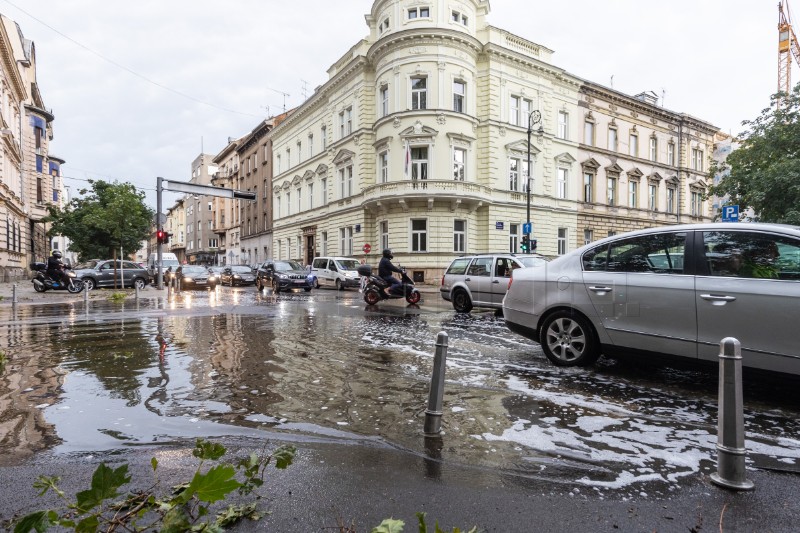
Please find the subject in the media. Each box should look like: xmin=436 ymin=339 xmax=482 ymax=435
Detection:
xmin=379 ymin=151 xmax=389 ymax=183
xmin=321 ymin=126 xmax=327 ymax=150
xmin=584 ymin=120 xmax=595 ymax=146
xmin=411 ymin=147 xmax=428 ymax=180
xmin=380 ymin=221 xmax=389 ymax=251
xmin=339 ymin=165 xmax=353 ymax=197
xmin=453 ymin=148 xmax=466 ymax=181
xmin=208 ymin=220 xmax=213 ymax=230
xmin=607 ymin=176 xmax=618 ymax=206
xmin=36 ymin=177 xmax=43 ymax=203
xmin=263 ymin=179 xmax=268 ymax=198
xmin=286 ymin=192 xmax=291 ymax=215
xmin=648 ymin=183 xmax=658 ymax=210
xmin=308 ymin=183 xmax=314 ymax=209
xmin=667 ymin=186 xmax=676 ymax=213
xmin=321 ymin=177 xmax=327 ymax=205
xmin=339 ymin=107 xmax=353 ymax=138
xmin=411 ymin=77 xmax=427 ymax=110
xmin=691 ymin=190 xmax=703 ymax=216
xmin=629 ymin=133 xmax=638 ymax=157
xmin=453 ymin=220 xmax=466 ymax=252
xmin=509 ymin=96 xmax=520 ymax=126
xmin=557 ymin=228 xmax=568 ymax=255
xmin=509 ymin=224 xmax=519 ymax=253
xmin=453 ymin=80 xmax=466 ymax=112
xmin=692 ymin=148 xmax=704 ymax=171
xmin=451 ymin=10 xmax=468 ymax=25
xmin=557 ymin=168 xmax=568 ymax=199
xmin=297 ymin=236 xmax=302 ymax=259
xmin=608 ymin=127 xmax=618 ymax=151
xmin=209 ymin=238 xmax=218 ymax=248
xmin=308 ymin=134 xmax=314 ymax=158
xmin=411 ymin=219 xmax=428 ymax=252
xmin=509 ymin=157 xmax=529 ymax=192
xmin=583 ymin=171 xmax=594 ymax=203
xmin=340 ymin=227 xmax=353 ymax=255
xmin=584 ymin=229 xmax=593 ymax=245
xmin=668 ymin=142 xmax=675 ymax=166
xmin=649 ymin=137 xmax=658 ymax=162
xmin=286 ymin=148 xmax=291 ymax=169
xmin=321 ymin=231 xmax=328 ymax=256
xmin=408 ymin=6 xmax=430 ymax=19
xmin=557 ymin=110 xmax=569 ymax=140
xmin=297 ymin=187 xmax=302 ymax=212
xmin=380 ymin=85 xmax=389 ymax=117
xmin=629 ymin=180 xmax=638 ymax=208
xmin=276 ymin=155 xmax=281 ymax=174
xmin=379 ymin=17 xmax=390 ymax=33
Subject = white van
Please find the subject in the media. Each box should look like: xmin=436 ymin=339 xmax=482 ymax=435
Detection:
xmin=147 ymin=252 xmax=180 ymax=281
xmin=310 ymin=256 xmax=362 ymax=290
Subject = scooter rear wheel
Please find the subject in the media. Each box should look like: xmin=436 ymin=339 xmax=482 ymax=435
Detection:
xmin=406 ymin=291 xmax=421 ymax=304
xmin=33 ymin=281 xmax=46 ymax=293
xmin=364 ymin=289 xmax=381 ymax=305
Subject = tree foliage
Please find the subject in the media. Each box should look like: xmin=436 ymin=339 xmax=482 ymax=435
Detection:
xmin=708 ymin=85 xmax=800 ymax=225
xmin=44 ymin=180 xmax=154 ymax=262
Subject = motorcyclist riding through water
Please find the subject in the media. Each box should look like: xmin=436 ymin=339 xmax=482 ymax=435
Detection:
xmin=378 ymin=248 xmax=403 ymax=298
xmin=46 ymin=250 xmax=68 ymax=285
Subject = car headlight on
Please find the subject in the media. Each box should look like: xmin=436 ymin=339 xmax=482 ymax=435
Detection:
xmin=278 ymin=274 xmax=288 ymax=279
xmin=208 ymin=275 xmax=217 ymax=281
xmin=233 ymin=274 xmax=241 ymax=279
xmin=184 ymin=277 xmax=193 ymax=282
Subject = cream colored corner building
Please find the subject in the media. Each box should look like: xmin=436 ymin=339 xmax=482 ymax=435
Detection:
xmin=269 ymin=0 xmax=715 ymax=282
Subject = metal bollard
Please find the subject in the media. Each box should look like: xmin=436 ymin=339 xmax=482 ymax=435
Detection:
xmin=710 ymin=337 xmax=754 ymax=491
xmin=84 ymin=284 xmax=89 ymax=304
xmin=135 ymin=284 xmax=140 ymax=300
xmin=424 ymin=331 xmax=449 ymax=435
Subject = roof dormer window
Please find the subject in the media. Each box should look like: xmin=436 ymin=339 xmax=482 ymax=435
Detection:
xmin=408 ymin=6 xmax=430 ymax=19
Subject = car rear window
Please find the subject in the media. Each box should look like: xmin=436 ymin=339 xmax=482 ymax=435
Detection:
xmin=446 ymin=258 xmax=471 ymax=275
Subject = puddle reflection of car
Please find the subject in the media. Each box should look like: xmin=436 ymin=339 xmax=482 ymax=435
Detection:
xmin=220 ymin=265 xmax=256 ymax=287
xmin=503 ymin=223 xmax=800 ymax=375
xmin=175 ymin=265 xmax=217 ymax=289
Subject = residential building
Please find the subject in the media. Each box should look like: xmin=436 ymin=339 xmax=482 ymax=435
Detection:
xmin=182 ymin=154 xmax=219 ymax=265
xmin=577 ymin=85 xmax=717 ymax=245
xmin=211 ymin=136 xmax=243 ymax=265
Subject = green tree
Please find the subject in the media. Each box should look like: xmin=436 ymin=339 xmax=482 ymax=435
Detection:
xmin=45 ymin=180 xmax=154 ymax=262
xmin=708 ymin=85 xmax=800 ymax=224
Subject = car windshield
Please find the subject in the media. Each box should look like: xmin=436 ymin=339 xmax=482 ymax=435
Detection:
xmin=519 ymin=256 xmax=548 ymax=268
xmin=337 ymin=259 xmax=360 ymax=270
xmin=230 ymin=266 xmax=251 ymax=273
xmin=181 ymin=266 xmax=207 ymax=274
xmin=209 ymin=266 xmax=224 ymax=273
xmin=275 ymin=261 xmax=303 ymax=271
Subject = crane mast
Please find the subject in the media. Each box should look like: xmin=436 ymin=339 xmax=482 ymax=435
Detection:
xmin=778 ymin=1 xmax=800 ymax=104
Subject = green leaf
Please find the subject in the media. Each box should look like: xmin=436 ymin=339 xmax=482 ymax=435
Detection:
xmin=161 ymin=506 xmax=191 ymax=533
xmin=14 ymin=511 xmax=52 ymax=533
xmin=75 ymin=463 xmax=131 ymax=512
xmin=214 ymin=503 xmax=260 ymax=527
xmin=192 ymin=439 xmax=226 ymax=461
xmin=32 ymin=476 xmax=63 ymax=498
xmin=74 ymin=515 xmax=99 ymax=533
xmin=272 ymin=445 xmax=296 ymax=469
xmin=151 ymin=457 xmax=159 ymax=472
xmin=371 ymin=518 xmax=405 ymax=533
xmin=187 ymin=465 xmax=242 ymax=503
xmin=416 ymin=512 xmax=427 ymax=533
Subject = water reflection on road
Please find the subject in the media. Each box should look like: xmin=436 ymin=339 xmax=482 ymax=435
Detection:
xmin=1 ymin=287 xmax=799 ymax=496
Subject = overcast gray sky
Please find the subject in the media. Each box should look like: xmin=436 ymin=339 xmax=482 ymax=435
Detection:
xmin=2 ymin=0 xmax=778 ymax=209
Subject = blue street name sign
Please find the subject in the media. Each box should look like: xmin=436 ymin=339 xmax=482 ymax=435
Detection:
xmin=721 ymin=205 xmax=739 ymax=223
xmin=496 ymin=222 xmax=504 ymax=230
xmin=523 ymin=222 xmax=532 ymax=234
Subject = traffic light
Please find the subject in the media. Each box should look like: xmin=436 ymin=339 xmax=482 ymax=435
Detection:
xmin=520 ymin=235 xmax=529 ymax=253
xmin=530 ymin=239 xmax=538 ymax=252
xmin=163 ymin=232 xmax=171 ymax=244
xmin=156 ymin=230 xmax=165 ymax=244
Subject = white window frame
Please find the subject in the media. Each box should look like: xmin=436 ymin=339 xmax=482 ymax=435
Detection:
xmin=321 ymin=177 xmax=327 ymax=205
xmin=584 ymin=120 xmax=594 ymax=146
xmin=629 ymin=133 xmax=638 ymax=157
xmin=411 ymin=218 xmax=428 ymax=252
xmin=628 ymin=180 xmax=638 ymax=208
xmin=648 ymin=183 xmax=657 ymax=210
xmin=607 ymin=176 xmax=617 ymax=206
xmin=667 ymin=187 xmax=676 ymax=213
xmin=557 ymin=228 xmax=568 ymax=256
xmin=668 ymin=142 xmax=675 ymax=166
xmin=453 ymin=80 xmax=466 ymax=113
xmin=411 ymin=76 xmax=427 ymax=110
xmin=649 ymin=137 xmax=657 ymax=162
xmin=557 ymin=168 xmax=568 ymax=199
xmin=380 ymin=221 xmax=389 ymax=251
xmin=583 ymin=171 xmax=594 ymax=203
xmin=557 ymin=110 xmax=569 ymax=140
xmin=453 ymin=219 xmax=466 ymax=253
xmin=411 ymin=146 xmax=428 ymax=180
xmin=583 ymin=229 xmax=593 ymax=246
xmin=379 ymin=151 xmax=389 ymax=183
xmin=509 ymin=223 xmax=519 ymax=253
xmin=408 ymin=6 xmax=430 ymax=19
xmin=453 ymin=147 xmax=466 ymax=181
xmin=380 ymin=85 xmax=389 ymax=117
xmin=608 ymin=128 xmax=618 ymax=151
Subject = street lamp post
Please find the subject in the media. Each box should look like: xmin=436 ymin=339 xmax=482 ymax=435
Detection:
xmin=526 ymin=110 xmax=542 ymax=253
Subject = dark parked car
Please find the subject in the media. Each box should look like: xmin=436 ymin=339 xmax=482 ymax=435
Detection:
xmin=175 ymin=265 xmax=218 ymax=289
xmin=256 ymin=260 xmax=314 ymax=292
xmin=220 ymin=265 xmax=257 ymax=286
xmin=75 ymin=259 xmax=151 ymax=291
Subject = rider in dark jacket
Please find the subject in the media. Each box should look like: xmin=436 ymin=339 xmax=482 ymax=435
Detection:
xmin=378 ymin=248 xmax=403 ymax=297
xmin=46 ymin=250 xmax=68 ymax=285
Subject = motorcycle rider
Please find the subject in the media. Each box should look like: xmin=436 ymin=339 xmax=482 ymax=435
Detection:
xmin=46 ymin=250 xmax=68 ymax=286
xmin=378 ymin=248 xmax=403 ymax=298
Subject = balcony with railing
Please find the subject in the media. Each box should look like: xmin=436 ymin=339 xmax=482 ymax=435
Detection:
xmin=361 ymin=179 xmax=493 ymax=211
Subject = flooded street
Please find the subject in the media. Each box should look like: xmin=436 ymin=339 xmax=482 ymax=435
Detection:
xmin=1 ymin=287 xmax=799 ymax=498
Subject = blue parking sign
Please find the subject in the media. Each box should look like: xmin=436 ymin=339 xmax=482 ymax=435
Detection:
xmin=721 ymin=205 xmax=739 ymax=222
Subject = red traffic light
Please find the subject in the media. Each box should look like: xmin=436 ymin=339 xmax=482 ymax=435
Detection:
xmin=156 ymin=230 xmax=166 ymax=244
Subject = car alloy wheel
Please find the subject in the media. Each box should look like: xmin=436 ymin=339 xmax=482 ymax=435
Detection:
xmin=134 ymin=278 xmax=146 ymax=290
xmin=452 ymin=289 xmax=473 ymax=313
xmin=540 ymin=311 xmax=600 ymax=367
xmin=83 ymin=278 xmax=96 ymax=291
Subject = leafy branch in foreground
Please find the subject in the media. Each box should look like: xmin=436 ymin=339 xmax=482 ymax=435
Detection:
xmin=12 ymin=438 xmax=296 ymax=532
xmin=337 ymin=512 xmax=476 ymax=533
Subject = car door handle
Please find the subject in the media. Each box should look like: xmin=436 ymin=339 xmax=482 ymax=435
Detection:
xmin=589 ymin=286 xmax=613 ymax=293
xmin=700 ymin=294 xmax=737 ymax=302
xmin=492 ymin=280 xmax=500 ymax=284
xmin=465 ymin=277 xmax=471 ymax=281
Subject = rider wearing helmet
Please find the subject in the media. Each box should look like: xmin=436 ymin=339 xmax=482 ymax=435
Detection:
xmin=378 ymin=248 xmax=403 ymax=298
xmin=46 ymin=250 xmax=68 ymax=285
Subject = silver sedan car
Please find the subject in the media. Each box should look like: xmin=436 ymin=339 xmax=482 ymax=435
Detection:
xmin=502 ymin=223 xmax=800 ymax=375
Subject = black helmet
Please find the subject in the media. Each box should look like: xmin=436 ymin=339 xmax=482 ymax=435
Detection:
xmin=52 ymin=250 xmax=62 ymax=259
xmin=382 ymin=248 xmax=393 ymax=259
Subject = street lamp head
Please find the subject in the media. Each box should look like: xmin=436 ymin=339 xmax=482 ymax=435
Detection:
xmin=528 ymin=110 xmax=542 ymax=128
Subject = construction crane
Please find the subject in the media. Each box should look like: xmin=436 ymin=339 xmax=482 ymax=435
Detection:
xmin=778 ymin=1 xmax=800 ymax=103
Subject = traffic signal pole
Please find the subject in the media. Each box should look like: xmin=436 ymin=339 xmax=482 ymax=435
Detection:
xmin=156 ymin=177 xmax=163 ymax=290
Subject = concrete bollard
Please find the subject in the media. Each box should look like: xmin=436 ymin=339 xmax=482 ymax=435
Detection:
xmin=424 ymin=331 xmax=449 ymax=436
xmin=710 ymin=337 xmax=754 ymax=491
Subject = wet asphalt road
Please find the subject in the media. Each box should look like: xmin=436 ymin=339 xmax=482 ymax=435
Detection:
xmin=1 ymin=282 xmax=800 ymax=531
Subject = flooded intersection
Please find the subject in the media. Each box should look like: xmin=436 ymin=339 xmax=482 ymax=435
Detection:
xmin=1 ymin=287 xmax=799 ymax=498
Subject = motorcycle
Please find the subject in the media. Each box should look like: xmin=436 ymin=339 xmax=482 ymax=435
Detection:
xmin=30 ymin=262 xmax=85 ymax=294
xmin=357 ymin=264 xmax=421 ymax=305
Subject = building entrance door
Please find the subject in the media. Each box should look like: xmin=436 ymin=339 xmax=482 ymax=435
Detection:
xmin=306 ymin=235 xmax=315 ymax=266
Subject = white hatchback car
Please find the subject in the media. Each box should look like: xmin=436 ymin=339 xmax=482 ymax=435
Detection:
xmin=502 ymin=223 xmax=800 ymax=375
